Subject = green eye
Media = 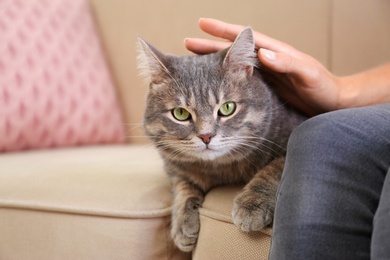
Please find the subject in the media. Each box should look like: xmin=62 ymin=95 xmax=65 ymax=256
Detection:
xmin=218 ymin=102 xmax=236 ymax=117
xmin=172 ymin=107 xmax=191 ymax=121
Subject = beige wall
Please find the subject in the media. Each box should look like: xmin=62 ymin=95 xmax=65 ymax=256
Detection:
xmin=90 ymin=0 xmax=390 ymax=143
xmin=332 ymin=0 xmax=390 ymax=75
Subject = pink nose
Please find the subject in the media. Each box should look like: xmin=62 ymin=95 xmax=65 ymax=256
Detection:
xmin=198 ymin=134 xmax=215 ymax=145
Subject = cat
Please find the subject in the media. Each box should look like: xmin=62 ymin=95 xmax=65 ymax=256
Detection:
xmin=137 ymin=27 xmax=306 ymax=252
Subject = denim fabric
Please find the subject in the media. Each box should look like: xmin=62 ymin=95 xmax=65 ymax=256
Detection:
xmin=269 ymin=104 xmax=390 ymax=260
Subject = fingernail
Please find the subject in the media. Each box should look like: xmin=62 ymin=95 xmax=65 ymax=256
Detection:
xmin=260 ymin=48 xmax=275 ymax=61
xmin=198 ymin=18 xmax=206 ymax=24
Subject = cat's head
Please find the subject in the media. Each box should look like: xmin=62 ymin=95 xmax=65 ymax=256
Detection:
xmin=138 ymin=28 xmax=273 ymax=162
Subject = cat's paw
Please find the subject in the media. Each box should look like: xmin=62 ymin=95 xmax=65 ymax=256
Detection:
xmin=232 ymin=190 xmax=274 ymax=232
xmin=171 ymin=210 xmax=200 ymax=252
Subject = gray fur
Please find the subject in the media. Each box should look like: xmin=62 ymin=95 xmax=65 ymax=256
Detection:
xmin=138 ymin=27 xmax=306 ymax=252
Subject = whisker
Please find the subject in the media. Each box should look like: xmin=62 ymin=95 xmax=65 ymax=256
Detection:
xmin=228 ymin=144 xmax=262 ymax=170
xmin=257 ymin=137 xmax=286 ymax=151
xmin=225 ymin=135 xmax=286 ymax=151
xmin=222 ymin=135 xmax=284 ymax=158
xmin=123 ymin=123 xmax=143 ymax=126
xmin=123 ymin=123 xmax=145 ymax=137
xmin=267 ymin=101 xmax=289 ymax=114
xmin=126 ymin=135 xmax=155 ymax=138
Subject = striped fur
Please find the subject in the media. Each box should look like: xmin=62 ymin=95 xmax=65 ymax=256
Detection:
xmin=138 ymin=28 xmax=306 ymax=252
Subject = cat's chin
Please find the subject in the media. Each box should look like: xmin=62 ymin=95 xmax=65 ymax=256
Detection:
xmin=191 ymin=149 xmax=227 ymax=161
xmin=190 ymin=147 xmax=248 ymax=163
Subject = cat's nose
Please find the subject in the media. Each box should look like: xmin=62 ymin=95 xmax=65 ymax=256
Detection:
xmin=198 ymin=134 xmax=215 ymax=145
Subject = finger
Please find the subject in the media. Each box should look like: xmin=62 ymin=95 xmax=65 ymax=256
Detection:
xmin=259 ymin=48 xmax=309 ymax=76
xmin=263 ymin=48 xmax=325 ymax=88
xmin=198 ymin=18 xmax=245 ymax=42
xmin=199 ymin=18 xmax=293 ymax=53
xmin=259 ymin=48 xmax=291 ymax=73
xmin=184 ymin=38 xmax=231 ymax=54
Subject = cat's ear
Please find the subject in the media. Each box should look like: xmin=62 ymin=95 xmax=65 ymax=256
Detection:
xmin=223 ymin=27 xmax=259 ymax=78
xmin=137 ymin=38 xmax=172 ymax=88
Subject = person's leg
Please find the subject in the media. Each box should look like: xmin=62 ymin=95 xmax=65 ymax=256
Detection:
xmin=269 ymin=104 xmax=390 ymax=260
xmin=371 ymin=167 xmax=390 ymax=258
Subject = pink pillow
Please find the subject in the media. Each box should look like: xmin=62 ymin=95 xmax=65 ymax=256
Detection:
xmin=0 ymin=0 xmax=125 ymax=152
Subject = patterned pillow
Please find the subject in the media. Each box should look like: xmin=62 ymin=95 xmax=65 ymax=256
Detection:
xmin=0 ymin=0 xmax=125 ymax=152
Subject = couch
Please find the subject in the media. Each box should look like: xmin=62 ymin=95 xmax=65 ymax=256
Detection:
xmin=1 ymin=0 xmax=389 ymax=259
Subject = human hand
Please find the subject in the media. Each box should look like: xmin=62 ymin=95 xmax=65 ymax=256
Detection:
xmin=185 ymin=18 xmax=342 ymax=116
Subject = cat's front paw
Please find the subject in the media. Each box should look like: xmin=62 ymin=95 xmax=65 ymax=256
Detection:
xmin=232 ymin=190 xmax=274 ymax=232
xmin=171 ymin=209 xmax=200 ymax=252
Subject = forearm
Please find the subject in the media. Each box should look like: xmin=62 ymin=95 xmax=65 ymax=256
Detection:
xmin=337 ymin=63 xmax=390 ymax=110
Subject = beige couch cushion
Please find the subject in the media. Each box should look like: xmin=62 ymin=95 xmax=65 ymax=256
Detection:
xmin=0 ymin=145 xmax=189 ymax=260
xmin=193 ymin=186 xmax=272 ymax=260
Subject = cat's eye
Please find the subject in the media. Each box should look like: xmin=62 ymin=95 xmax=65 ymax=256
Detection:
xmin=218 ymin=102 xmax=236 ymax=117
xmin=172 ymin=107 xmax=191 ymax=121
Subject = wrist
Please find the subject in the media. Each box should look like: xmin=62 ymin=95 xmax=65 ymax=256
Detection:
xmin=335 ymin=76 xmax=359 ymax=110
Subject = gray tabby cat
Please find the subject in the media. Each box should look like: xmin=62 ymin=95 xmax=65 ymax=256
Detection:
xmin=138 ymin=27 xmax=306 ymax=252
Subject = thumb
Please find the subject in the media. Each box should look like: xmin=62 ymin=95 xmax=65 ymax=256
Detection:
xmin=258 ymin=48 xmax=296 ymax=74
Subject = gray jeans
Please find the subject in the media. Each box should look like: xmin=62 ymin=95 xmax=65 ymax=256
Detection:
xmin=269 ymin=104 xmax=390 ymax=259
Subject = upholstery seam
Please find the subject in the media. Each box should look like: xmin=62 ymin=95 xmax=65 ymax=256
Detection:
xmin=0 ymin=201 xmax=172 ymax=219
